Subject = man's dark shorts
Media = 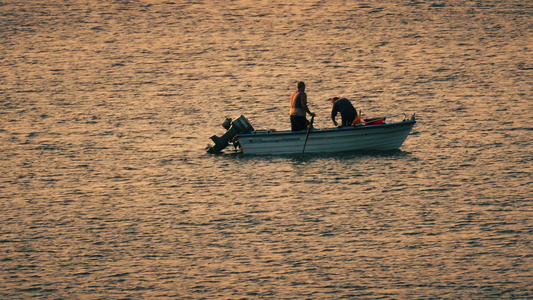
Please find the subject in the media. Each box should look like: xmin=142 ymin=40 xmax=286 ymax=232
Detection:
xmin=341 ymin=112 xmax=356 ymax=126
xmin=291 ymin=115 xmax=308 ymax=131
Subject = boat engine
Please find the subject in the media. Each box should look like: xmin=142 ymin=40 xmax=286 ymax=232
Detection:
xmin=207 ymin=115 xmax=254 ymax=154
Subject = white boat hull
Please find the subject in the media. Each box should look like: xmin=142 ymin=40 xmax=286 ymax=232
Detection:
xmin=236 ymin=120 xmax=416 ymax=155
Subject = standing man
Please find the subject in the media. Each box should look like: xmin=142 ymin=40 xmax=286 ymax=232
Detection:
xmin=330 ymin=97 xmax=357 ymax=127
xmin=290 ymin=81 xmax=316 ymax=131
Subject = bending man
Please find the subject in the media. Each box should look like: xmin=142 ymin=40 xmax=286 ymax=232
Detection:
xmin=331 ymin=97 xmax=357 ymax=127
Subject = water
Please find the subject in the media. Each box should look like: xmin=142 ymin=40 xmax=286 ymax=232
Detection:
xmin=1 ymin=0 xmax=531 ymax=298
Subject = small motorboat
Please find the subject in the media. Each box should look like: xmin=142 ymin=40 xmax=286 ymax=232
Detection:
xmin=207 ymin=114 xmax=416 ymax=155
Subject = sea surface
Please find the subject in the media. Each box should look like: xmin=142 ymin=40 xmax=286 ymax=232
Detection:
xmin=1 ymin=0 xmax=532 ymax=299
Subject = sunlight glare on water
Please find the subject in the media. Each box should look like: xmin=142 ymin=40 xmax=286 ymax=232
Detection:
xmin=0 ymin=0 xmax=531 ymax=298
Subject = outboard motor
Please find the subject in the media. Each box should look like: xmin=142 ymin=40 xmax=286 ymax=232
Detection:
xmin=207 ymin=115 xmax=254 ymax=154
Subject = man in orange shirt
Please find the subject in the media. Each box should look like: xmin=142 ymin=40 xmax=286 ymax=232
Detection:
xmin=290 ymin=81 xmax=316 ymax=131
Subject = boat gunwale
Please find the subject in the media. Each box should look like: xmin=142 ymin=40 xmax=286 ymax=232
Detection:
xmin=237 ymin=119 xmax=416 ymax=138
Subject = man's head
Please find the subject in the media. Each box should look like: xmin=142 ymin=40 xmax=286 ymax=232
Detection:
xmin=297 ymin=81 xmax=305 ymax=91
xmin=330 ymin=97 xmax=340 ymax=103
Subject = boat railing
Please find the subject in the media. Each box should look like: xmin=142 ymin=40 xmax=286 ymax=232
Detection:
xmin=384 ymin=113 xmax=407 ymax=121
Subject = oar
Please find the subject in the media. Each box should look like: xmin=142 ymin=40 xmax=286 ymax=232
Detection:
xmin=301 ymin=115 xmax=314 ymax=157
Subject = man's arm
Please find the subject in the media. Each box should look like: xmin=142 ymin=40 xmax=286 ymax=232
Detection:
xmin=301 ymin=93 xmax=315 ymax=116
xmin=331 ymin=104 xmax=338 ymax=125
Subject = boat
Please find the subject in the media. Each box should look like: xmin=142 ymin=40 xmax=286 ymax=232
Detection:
xmin=207 ymin=114 xmax=416 ymax=155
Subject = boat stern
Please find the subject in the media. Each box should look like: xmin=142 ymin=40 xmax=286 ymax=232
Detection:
xmin=206 ymin=116 xmax=254 ymax=154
